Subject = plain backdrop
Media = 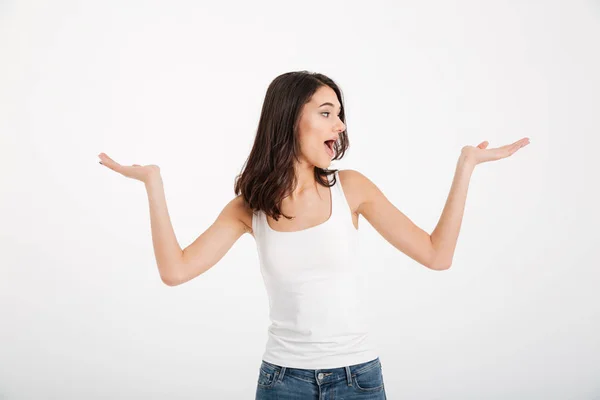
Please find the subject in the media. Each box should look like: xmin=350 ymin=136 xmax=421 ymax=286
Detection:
xmin=1 ymin=0 xmax=599 ymax=399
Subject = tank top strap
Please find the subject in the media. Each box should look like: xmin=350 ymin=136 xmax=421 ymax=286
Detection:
xmin=327 ymin=171 xmax=336 ymax=215
xmin=252 ymin=208 xmax=263 ymax=237
xmin=329 ymin=170 xmax=344 ymax=212
xmin=252 ymin=170 xmax=351 ymax=237
xmin=331 ymin=169 xmax=355 ymax=230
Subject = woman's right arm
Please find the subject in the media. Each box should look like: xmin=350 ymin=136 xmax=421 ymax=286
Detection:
xmin=145 ymin=173 xmax=251 ymax=286
xmin=144 ymin=173 xmax=182 ymax=285
xmin=98 ymin=153 xmax=250 ymax=287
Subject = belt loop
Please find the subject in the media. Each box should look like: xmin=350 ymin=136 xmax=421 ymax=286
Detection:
xmin=277 ymin=366 xmax=286 ymax=383
xmin=345 ymin=366 xmax=352 ymax=386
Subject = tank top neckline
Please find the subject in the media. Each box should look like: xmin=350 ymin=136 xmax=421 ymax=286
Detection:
xmin=262 ymin=172 xmax=335 ymax=235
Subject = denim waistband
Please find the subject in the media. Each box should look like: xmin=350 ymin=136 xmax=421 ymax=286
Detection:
xmin=260 ymin=357 xmax=381 ymax=386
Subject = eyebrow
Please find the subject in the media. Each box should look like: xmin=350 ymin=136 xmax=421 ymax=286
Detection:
xmin=318 ymin=102 xmax=342 ymax=111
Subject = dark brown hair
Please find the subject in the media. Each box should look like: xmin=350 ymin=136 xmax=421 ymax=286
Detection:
xmin=234 ymin=71 xmax=349 ymax=221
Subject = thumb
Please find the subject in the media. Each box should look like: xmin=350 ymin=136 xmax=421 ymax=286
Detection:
xmin=477 ymin=141 xmax=489 ymax=149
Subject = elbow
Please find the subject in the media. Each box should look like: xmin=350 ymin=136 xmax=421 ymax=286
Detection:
xmin=429 ymin=246 xmax=451 ymax=270
xmin=161 ymin=274 xmax=180 ymax=286
xmin=160 ymin=266 xmax=182 ymax=287
xmin=430 ymin=259 xmax=452 ymax=271
xmin=429 ymin=255 xmax=452 ymax=271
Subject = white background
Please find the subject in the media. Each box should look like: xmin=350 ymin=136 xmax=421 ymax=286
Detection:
xmin=1 ymin=0 xmax=599 ymax=399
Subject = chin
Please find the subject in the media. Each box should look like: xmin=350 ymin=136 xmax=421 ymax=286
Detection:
xmin=305 ymin=152 xmax=332 ymax=169
xmin=317 ymin=158 xmax=332 ymax=169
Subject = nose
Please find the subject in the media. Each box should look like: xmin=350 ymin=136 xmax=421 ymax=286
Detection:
xmin=336 ymin=120 xmax=346 ymax=133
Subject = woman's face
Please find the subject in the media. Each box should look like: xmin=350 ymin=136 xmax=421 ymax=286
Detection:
xmin=296 ymin=85 xmax=346 ymax=169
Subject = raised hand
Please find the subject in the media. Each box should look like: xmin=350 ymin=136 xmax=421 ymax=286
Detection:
xmin=98 ymin=153 xmax=160 ymax=184
xmin=461 ymin=137 xmax=530 ymax=166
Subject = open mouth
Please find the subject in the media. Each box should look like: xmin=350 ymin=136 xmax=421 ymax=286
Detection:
xmin=324 ymin=140 xmax=335 ymax=158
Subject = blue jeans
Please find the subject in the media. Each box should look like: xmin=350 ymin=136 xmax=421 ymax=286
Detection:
xmin=255 ymin=357 xmax=387 ymax=399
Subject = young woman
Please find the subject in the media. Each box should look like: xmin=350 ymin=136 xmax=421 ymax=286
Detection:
xmin=98 ymin=71 xmax=529 ymax=399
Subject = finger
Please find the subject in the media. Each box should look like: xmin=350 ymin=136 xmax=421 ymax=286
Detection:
xmin=98 ymin=153 xmax=119 ymax=166
xmin=477 ymin=141 xmax=489 ymax=149
xmin=498 ymin=141 xmax=521 ymax=152
xmin=512 ymin=138 xmax=530 ymax=148
xmin=98 ymin=153 xmax=124 ymax=172
xmin=485 ymin=144 xmax=514 ymax=160
xmin=505 ymin=141 xmax=525 ymax=156
xmin=513 ymin=138 xmax=530 ymax=150
xmin=489 ymin=139 xmax=528 ymax=160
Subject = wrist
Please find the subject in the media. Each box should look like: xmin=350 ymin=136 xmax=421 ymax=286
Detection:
xmin=458 ymin=152 xmax=476 ymax=170
xmin=144 ymin=170 xmax=163 ymax=187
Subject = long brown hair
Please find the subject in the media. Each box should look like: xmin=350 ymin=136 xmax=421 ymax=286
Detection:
xmin=234 ymin=71 xmax=349 ymax=221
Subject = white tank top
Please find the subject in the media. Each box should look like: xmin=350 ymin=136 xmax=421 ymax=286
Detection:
xmin=252 ymin=170 xmax=380 ymax=369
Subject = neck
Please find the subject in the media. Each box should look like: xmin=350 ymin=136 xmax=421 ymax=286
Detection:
xmin=290 ymin=162 xmax=318 ymax=200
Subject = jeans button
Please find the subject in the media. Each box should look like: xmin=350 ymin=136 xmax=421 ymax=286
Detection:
xmin=318 ymin=373 xmax=324 ymax=379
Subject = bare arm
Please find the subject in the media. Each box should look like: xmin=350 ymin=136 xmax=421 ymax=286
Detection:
xmin=348 ymin=170 xmax=439 ymax=270
xmin=429 ymin=155 xmax=474 ymax=270
xmin=351 ymin=138 xmax=529 ymax=271
xmin=146 ymin=174 xmax=250 ymax=286
xmin=352 ymin=162 xmax=471 ymax=270
xmin=144 ymin=173 xmax=184 ymax=285
xmin=98 ymin=153 xmax=250 ymax=286
xmin=431 ymin=138 xmax=530 ymax=268
xmin=177 ymin=195 xmax=250 ymax=285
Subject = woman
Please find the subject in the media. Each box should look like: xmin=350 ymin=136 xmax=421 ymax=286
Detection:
xmin=98 ymin=71 xmax=529 ymax=399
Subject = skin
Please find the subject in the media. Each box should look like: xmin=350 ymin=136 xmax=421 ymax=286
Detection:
xmin=98 ymin=86 xmax=530 ymax=286
xmin=265 ymin=85 xmax=346 ymax=232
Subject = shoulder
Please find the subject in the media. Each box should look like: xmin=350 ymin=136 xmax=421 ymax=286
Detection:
xmin=223 ymin=195 xmax=254 ymax=236
xmin=337 ymin=169 xmax=377 ymax=215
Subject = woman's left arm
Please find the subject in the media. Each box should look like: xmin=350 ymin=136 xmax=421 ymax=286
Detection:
xmin=356 ymin=137 xmax=530 ymax=271
xmin=431 ymin=138 xmax=530 ymax=269
xmin=429 ymin=155 xmax=475 ymax=270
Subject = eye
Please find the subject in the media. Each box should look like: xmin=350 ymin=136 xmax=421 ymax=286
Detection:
xmin=321 ymin=112 xmax=341 ymax=118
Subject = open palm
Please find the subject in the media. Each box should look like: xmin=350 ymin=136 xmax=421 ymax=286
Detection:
xmin=461 ymin=137 xmax=530 ymax=166
xmin=98 ymin=153 xmax=160 ymax=183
